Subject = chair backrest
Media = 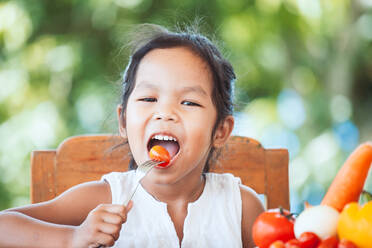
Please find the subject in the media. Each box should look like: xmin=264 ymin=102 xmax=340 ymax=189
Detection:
xmin=31 ymin=135 xmax=289 ymax=209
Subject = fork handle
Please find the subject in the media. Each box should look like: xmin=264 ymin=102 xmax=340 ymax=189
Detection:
xmin=97 ymin=163 xmax=158 ymax=248
xmin=124 ymin=182 xmax=140 ymax=206
xmin=123 ymin=163 xmax=157 ymax=205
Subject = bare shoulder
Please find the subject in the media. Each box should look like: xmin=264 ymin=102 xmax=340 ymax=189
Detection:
xmin=6 ymin=180 xmax=112 ymax=226
xmin=240 ymin=184 xmax=265 ymax=248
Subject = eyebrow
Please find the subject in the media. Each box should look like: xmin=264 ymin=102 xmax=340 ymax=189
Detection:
xmin=180 ymin=86 xmax=208 ymax=96
xmin=136 ymin=81 xmax=208 ymax=96
xmin=136 ymin=81 xmax=158 ymax=90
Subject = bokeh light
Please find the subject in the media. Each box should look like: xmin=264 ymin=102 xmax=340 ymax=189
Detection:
xmin=277 ymin=89 xmax=306 ymax=130
xmin=0 ymin=0 xmax=371 ymax=212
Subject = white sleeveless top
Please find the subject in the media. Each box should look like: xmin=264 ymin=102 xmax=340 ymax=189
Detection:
xmin=101 ymin=171 xmax=243 ymax=248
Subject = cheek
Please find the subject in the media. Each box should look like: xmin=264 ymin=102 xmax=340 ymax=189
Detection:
xmin=125 ymin=103 xmax=147 ymax=150
xmin=126 ymin=102 xmax=146 ymax=127
xmin=185 ymin=109 xmax=216 ymax=143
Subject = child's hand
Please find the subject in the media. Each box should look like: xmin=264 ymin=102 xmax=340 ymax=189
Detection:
xmin=71 ymin=201 xmax=133 ymax=248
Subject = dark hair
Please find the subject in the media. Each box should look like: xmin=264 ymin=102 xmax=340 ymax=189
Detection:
xmin=119 ymin=24 xmax=235 ymax=172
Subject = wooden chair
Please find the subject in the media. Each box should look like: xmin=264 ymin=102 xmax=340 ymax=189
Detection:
xmin=30 ymin=135 xmax=289 ymax=209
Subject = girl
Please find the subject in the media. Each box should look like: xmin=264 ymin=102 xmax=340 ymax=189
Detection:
xmin=0 ymin=24 xmax=264 ymax=247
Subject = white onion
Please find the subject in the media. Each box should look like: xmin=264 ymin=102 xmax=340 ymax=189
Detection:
xmin=294 ymin=205 xmax=339 ymax=240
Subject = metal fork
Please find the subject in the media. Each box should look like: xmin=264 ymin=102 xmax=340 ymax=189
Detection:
xmin=97 ymin=160 xmax=162 ymax=248
xmin=124 ymin=159 xmax=163 ymax=206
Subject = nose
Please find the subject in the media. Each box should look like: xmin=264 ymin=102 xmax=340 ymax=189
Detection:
xmin=153 ymin=112 xmax=178 ymax=122
xmin=153 ymin=104 xmax=178 ymax=122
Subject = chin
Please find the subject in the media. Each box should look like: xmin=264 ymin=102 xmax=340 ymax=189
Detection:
xmin=147 ymin=170 xmax=182 ymax=185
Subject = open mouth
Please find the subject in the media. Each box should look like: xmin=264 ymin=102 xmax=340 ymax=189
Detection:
xmin=147 ymin=134 xmax=180 ymax=162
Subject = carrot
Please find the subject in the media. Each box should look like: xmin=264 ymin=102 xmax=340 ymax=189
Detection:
xmin=321 ymin=142 xmax=372 ymax=212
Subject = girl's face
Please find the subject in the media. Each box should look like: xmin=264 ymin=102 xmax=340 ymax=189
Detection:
xmin=122 ymin=47 xmax=222 ymax=184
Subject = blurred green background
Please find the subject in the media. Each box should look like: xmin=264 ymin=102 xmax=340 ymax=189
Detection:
xmin=0 ymin=0 xmax=372 ymax=212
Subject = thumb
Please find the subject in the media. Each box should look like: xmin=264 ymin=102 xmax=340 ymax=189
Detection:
xmin=118 ymin=201 xmax=133 ymax=222
xmin=125 ymin=200 xmax=133 ymax=212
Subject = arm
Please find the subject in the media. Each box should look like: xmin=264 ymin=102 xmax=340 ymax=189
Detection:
xmin=7 ymin=181 xmax=111 ymax=225
xmin=240 ymin=185 xmax=265 ymax=248
xmin=0 ymin=180 xmax=122 ymax=247
xmin=0 ymin=211 xmax=75 ymax=248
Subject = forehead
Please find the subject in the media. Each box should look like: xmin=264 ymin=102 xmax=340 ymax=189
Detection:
xmin=135 ymin=47 xmax=213 ymax=94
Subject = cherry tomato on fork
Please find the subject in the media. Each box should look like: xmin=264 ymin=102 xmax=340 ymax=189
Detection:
xmin=149 ymin=145 xmax=171 ymax=167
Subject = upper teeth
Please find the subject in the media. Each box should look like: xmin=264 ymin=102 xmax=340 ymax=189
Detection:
xmin=153 ymin=135 xmax=177 ymax=142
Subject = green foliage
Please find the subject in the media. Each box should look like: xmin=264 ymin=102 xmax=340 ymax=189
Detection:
xmin=0 ymin=0 xmax=372 ymax=212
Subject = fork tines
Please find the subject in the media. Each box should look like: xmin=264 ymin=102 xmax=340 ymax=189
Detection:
xmin=136 ymin=160 xmax=162 ymax=175
xmin=144 ymin=160 xmax=162 ymax=167
xmin=125 ymin=160 xmax=163 ymax=206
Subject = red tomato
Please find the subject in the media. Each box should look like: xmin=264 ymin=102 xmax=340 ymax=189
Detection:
xmin=269 ymin=241 xmax=285 ymax=248
xmin=337 ymin=239 xmax=357 ymax=248
xmin=285 ymin=239 xmax=301 ymax=248
xmin=298 ymin=232 xmax=320 ymax=248
xmin=149 ymin=145 xmax=170 ymax=167
xmin=252 ymin=208 xmax=295 ymax=248
xmin=317 ymin=236 xmax=338 ymax=248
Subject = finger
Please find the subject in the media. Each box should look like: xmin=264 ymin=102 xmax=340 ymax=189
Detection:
xmin=126 ymin=200 xmax=133 ymax=212
xmin=98 ymin=204 xmax=126 ymax=214
xmin=98 ymin=222 xmax=122 ymax=240
xmin=94 ymin=232 xmax=116 ymax=247
xmin=100 ymin=204 xmax=132 ymax=222
xmin=98 ymin=204 xmax=128 ymax=220
xmin=116 ymin=201 xmax=133 ymax=221
xmin=106 ymin=203 xmax=132 ymax=221
xmin=101 ymin=212 xmax=124 ymax=225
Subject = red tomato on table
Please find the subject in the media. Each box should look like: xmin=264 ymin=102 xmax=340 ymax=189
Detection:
xmin=298 ymin=232 xmax=320 ymax=248
xmin=269 ymin=241 xmax=285 ymax=248
xmin=285 ymin=239 xmax=301 ymax=248
xmin=337 ymin=239 xmax=357 ymax=248
xmin=318 ymin=236 xmax=338 ymax=248
xmin=149 ymin=145 xmax=170 ymax=167
xmin=252 ymin=208 xmax=295 ymax=248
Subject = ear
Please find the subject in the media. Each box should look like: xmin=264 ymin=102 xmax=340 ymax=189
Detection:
xmin=213 ymin=115 xmax=234 ymax=148
xmin=117 ymin=104 xmax=127 ymax=139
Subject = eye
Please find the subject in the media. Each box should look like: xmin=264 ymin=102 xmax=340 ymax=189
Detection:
xmin=181 ymin=100 xmax=201 ymax=107
xmin=138 ymin=97 xmax=157 ymax=102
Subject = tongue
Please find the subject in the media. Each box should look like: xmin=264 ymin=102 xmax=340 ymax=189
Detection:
xmin=152 ymin=140 xmax=179 ymax=158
